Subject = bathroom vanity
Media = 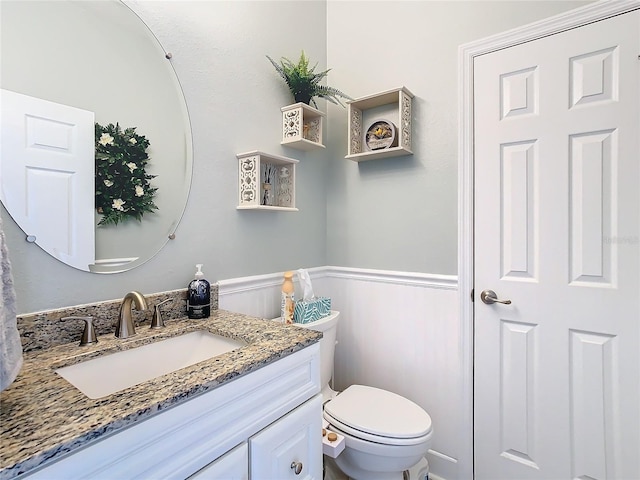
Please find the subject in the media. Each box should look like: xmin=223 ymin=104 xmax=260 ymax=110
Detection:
xmin=0 ymin=310 xmax=323 ymax=479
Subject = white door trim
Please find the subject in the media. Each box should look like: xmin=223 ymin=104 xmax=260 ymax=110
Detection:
xmin=457 ymin=1 xmax=640 ymax=478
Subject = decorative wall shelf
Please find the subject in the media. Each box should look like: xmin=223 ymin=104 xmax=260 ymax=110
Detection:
xmin=236 ymin=151 xmax=299 ymax=211
xmin=281 ymin=103 xmax=326 ymax=151
xmin=345 ymin=86 xmax=414 ymax=162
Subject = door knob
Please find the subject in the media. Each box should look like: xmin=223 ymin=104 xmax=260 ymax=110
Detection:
xmin=480 ymin=290 xmax=512 ymax=305
xmin=290 ymin=461 xmax=303 ymax=475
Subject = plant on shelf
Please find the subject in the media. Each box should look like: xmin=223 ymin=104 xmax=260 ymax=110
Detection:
xmin=94 ymin=122 xmax=158 ymax=226
xmin=266 ymin=50 xmax=352 ymax=108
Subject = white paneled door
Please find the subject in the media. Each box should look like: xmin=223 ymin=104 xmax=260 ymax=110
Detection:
xmin=473 ymin=10 xmax=639 ymax=480
xmin=1 ymin=90 xmax=95 ymax=271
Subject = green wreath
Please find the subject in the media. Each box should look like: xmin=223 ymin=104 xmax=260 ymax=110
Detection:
xmin=94 ymin=122 xmax=158 ymax=226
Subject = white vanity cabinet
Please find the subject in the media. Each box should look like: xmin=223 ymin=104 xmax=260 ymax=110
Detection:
xmin=20 ymin=344 xmax=321 ymax=480
xmin=190 ymin=394 xmax=322 ymax=480
xmin=250 ymin=394 xmax=322 ymax=479
xmin=189 ymin=443 xmax=249 ymax=480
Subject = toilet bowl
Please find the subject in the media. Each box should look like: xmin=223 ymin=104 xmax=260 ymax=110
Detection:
xmin=296 ymin=311 xmax=433 ymax=480
xmin=324 ymin=384 xmax=433 ymax=480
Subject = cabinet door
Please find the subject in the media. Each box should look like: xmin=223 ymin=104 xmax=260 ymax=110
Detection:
xmin=188 ymin=443 xmax=248 ymax=480
xmin=250 ymin=394 xmax=322 ymax=479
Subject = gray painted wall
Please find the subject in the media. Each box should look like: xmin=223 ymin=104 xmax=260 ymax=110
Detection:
xmin=2 ymin=0 xmax=328 ymax=314
xmin=325 ymin=0 xmax=590 ymax=275
xmin=1 ymin=0 xmax=589 ymax=314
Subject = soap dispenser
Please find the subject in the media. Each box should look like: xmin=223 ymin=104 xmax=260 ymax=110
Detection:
xmin=187 ymin=264 xmax=211 ymax=319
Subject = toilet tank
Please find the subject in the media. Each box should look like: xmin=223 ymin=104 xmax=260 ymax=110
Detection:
xmin=297 ymin=311 xmax=339 ymax=390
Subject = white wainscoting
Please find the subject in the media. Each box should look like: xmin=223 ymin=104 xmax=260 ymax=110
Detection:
xmin=218 ymin=266 xmax=462 ymax=480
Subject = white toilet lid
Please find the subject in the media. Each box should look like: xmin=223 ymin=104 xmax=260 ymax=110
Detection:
xmin=323 ymin=385 xmax=432 ymax=444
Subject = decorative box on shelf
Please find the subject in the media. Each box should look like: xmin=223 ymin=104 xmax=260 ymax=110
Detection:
xmin=236 ymin=151 xmax=299 ymax=211
xmin=281 ymin=103 xmax=326 ymax=151
xmin=345 ymin=86 xmax=414 ymax=162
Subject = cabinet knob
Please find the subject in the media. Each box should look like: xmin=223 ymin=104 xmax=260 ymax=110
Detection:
xmin=290 ymin=461 xmax=303 ymax=475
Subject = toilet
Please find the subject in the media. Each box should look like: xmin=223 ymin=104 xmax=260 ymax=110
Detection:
xmin=297 ymin=311 xmax=433 ymax=480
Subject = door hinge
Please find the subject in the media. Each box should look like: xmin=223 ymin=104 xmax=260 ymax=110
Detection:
xmin=470 ymin=289 xmax=474 ymax=302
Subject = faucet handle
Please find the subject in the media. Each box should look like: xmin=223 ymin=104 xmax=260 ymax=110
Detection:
xmin=61 ymin=316 xmax=98 ymax=346
xmin=151 ymin=299 xmax=171 ymax=329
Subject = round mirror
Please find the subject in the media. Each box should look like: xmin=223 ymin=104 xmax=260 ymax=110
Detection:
xmin=0 ymin=0 xmax=193 ymax=273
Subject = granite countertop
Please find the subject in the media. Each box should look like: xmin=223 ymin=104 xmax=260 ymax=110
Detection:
xmin=0 ymin=310 xmax=321 ymax=479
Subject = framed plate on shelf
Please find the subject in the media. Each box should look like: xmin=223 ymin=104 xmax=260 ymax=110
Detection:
xmin=365 ymin=119 xmax=397 ymax=151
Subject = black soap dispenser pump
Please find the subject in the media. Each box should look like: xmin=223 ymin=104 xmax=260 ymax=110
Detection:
xmin=187 ymin=264 xmax=211 ymax=319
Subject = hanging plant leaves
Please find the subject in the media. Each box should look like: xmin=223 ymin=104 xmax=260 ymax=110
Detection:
xmin=94 ymin=122 xmax=158 ymax=226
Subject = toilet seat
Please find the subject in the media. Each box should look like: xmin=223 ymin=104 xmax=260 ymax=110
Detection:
xmin=323 ymin=385 xmax=432 ymax=447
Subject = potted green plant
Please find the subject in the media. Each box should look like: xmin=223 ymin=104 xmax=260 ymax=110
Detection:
xmin=267 ymin=51 xmax=351 ymax=108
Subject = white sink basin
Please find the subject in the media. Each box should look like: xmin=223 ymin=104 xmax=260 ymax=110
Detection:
xmin=56 ymin=331 xmax=246 ymax=399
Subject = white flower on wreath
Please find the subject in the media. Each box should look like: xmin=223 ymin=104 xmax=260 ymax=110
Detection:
xmin=129 ymin=137 xmax=137 ymax=145
xmin=112 ymin=198 xmax=126 ymax=211
xmin=99 ymin=133 xmax=114 ymax=146
xmin=127 ymin=162 xmax=138 ymax=173
xmin=135 ymin=185 xmax=144 ymax=197
xmin=104 ymin=179 xmax=114 ymax=187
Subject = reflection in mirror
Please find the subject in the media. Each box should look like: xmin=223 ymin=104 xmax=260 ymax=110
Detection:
xmin=0 ymin=0 xmax=192 ymax=273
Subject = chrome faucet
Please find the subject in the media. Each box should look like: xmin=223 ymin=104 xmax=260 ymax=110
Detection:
xmin=115 ymin=291 xmax=148 ymax=339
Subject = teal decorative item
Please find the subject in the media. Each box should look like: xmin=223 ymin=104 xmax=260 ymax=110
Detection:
xmin=294 ymin=297 xmax=331 ymax=324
